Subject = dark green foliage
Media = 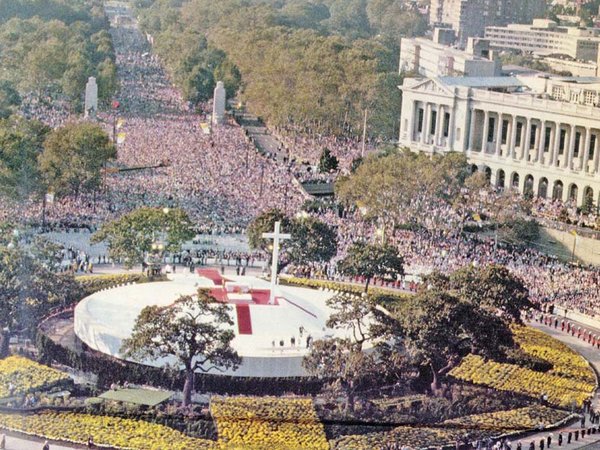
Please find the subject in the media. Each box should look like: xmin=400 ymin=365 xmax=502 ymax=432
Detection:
xmin=91 ymin=207 xmax=195 ymax=268
xmin=338 ymin=242 xmax=404 ymax=292
xmin=318 ymin=147 xmax=339 ymax=173
xmin=38 ymin=122 xmax=116 ymax=197
xmin=133 ymin=0 xmax=426 ymax=140
xmin=0 ymin=116 xmax=49 ymax=199
xmin=0 ymin=1 xmax=117 ymax=107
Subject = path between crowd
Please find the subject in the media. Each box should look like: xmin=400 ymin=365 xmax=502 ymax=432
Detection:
xmin=515 ymin=319 xmax=600 ymax=449
xmin=1 ymin=431 xmax=83 ymax=450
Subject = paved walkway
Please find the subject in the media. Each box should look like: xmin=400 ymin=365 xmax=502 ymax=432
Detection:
xmin=512 ymin=319 xmax=600 ymax=450
xmin=1 ymin=431 xmax=83 ymax=450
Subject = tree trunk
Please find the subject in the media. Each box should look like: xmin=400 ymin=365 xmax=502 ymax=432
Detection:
xmin=0 ymin=329 xmax=10 ymax=359
xmin=364 ymin=277 xmax=371 ymax=293
xmin=430 ymin=363 xmax=440 ymax=393
xmin=183 ymin=369 xmax=194 ymax=407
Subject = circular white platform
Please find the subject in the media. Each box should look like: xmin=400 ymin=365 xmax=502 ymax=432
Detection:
xmin=74 ymin=273 xmax=374 ymax=377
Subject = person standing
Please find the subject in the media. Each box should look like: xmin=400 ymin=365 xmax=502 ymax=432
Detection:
xmin=557 ymin=432 xmax=562 ymax=446
xmin=43 ymin=441 xmax=50 ymax=450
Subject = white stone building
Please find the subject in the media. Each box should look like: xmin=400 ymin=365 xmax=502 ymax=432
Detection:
xmin=400 ymin=34 xmax=501 ymax=77
xmin=399 ymin=75 xmax=600 ymax=205
xmin=485 ymin=20 xmax=600 ymax=61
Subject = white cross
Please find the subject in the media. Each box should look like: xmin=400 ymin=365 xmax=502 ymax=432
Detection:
xmin=262 ymin=221 xmax=291 ymax=304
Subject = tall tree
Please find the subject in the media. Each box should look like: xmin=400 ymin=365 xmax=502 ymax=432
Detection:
xmin=91 ymin=207 xmax=194 ymax=268
xmin=338 ymin=242 xmax=404 ymax=292
xmin=448 ymin=264 xmax=533 ymax=323
xmin=0 ymin=116 xmax=48 ymax=199
xmin=121 ymin=290 xmax=241 ymax=406
xmin=287 ymin=216 xmax=337 ymax=265
xmin=38 ymin=123 xmax=116 ymax=197
xmin=303 ymin=337 xmax=378 ymax=414
xmin=246 ymin=208 xmax=291 ymax=252
xmin=398 ymin=289 xmax=513 ymax=391
xmin=0 ymin=246 xmax=80 ymax=357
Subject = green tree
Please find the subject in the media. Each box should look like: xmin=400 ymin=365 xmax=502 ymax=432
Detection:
xmin=303 ymin=337 xmax=378 ymax=414
xmin=338 ymin=242 xmax=404 ymax=292
xmin=91 ymin=207 xmax=194 ymax=268
xmin=0 ymin=246 xmax=80 ymax=357
xmin=318 ymin=147 xmax=339 ymax=173
xmin=38 ymin=122 xmax=116 ymax=197
xmin=287 ymin=216 xmax=337 ymax=265
xmin=448 ymin=264 xmax=533 ymax=323
xmin=0 ymin=116 xmax=49 ymax=199
xmin=121 ymin=290 xmax=241 ymax=406
xmin=0 ymin=80 xmax=21 ymax=119
xmin=398 ymin=289 xmax=513 ymax=391
xmin=326 ymin=293 xmax=375 ymax=349
xmin=246 ymin=208 xmax=291 ymax=251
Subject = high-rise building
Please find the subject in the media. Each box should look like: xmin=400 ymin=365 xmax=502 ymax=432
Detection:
xmin=430 ymin=0 xmax=547 ymax=47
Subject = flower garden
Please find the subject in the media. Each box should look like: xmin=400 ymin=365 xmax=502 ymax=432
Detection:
xmin=331 ymin=406 xmax=574 ymax=449
xmin=0 ymin=411 xmax=216 ymax=450
xmin=211 ymin=396 xmax=329 ymax=449
xmin=443 ymin=406 xmax=573 ymax=431
xmin=449 ymin=326 xmax=596 ymax=407
xmin=0 ymin=356 xmax=71 ymax=398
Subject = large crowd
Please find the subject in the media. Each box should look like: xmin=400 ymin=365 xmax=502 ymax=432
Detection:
xmin=4 ymin=10 xmax=600 ymax=322
xmin=0 ymin=22 xmax=305 ymax=232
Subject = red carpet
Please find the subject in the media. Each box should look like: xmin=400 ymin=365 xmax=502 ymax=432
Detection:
xmin=208 ymin=288 xmax=279 ymax=306
xmin=236 ymin=304 xmax=253 ymax=335
xmin=197 ymin=268 xmax=230 ymax=285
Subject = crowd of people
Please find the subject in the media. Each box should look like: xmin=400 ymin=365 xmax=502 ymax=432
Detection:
xmin=5 ymin=6 xmax=600 ymax=322
xmin=1 ymin=21 xmax=306 ymax=233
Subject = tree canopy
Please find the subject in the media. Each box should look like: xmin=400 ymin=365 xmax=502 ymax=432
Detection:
xmin=337 ymin=150 xmax=471 ymax=232
xmin=133 ymin=0 xmax=426 ymax=139
xmin=0 ymin=0 xmax=116 ymax=108
xmin=0 ymin=245 xmax=80 ymax=357
xmin=0 ymin=116 xmax=49 ymax=200
xmin=121 ymin=289 xmax=241 ymax=406
xmin=38 ymin=122 xmax=116 ymax=197
xmin=91 ymin=207 xmax=194 ymax=268
xmin=338 ymin=241 xmax=404 ymax=292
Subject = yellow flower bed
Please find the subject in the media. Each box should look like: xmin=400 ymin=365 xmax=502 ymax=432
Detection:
xmin=444 ymin=406 xmax=572 ymax=431
xmin=331 ymin=425 xmax=474 ymax=450
xmin=512 ymin=327 xmax=595 ymax=384
xmin=449 ymin=326 xmax=596 ymax=407
xmin=211 ymin=396 xmax=329 ymax=449
xmin=76 ymin=273 xmax=150 ymax=294
xmin=0 ymin=356 xmax=71 ymax=398
xmin=0 ymin=411 xmax=216 ymax=450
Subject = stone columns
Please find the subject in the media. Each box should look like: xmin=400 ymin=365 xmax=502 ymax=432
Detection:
xmin=468 ymin=109 xmax=477 ymax=152
xmin=593 ymin=132 xmax=600 ymax=174
xmin=495 ymin=114 xmax=503 ymax=157
xmin=434 ymin=105 xmax=444 ymax=146
xmin=408 ymin=101 xmax=416 ymax=141
xmin=523 ymin=118 xmax=532 ymax=161
xmin=582 ymin=127 xmax=591 ymax=173
xmin=422 ymin=103 xmax=431 ymax=145
xmin=566 ymin=125 xmax=576 ymax=169
xmin=552 ymin=123 xmax=561 ymax=167
xmin=481 ymin=110 xmax=490 ymax=153
xmin=509 ymin=115 xmax=518 ymax=159
xmin=537 ymin=121 xmax=546 ymax=165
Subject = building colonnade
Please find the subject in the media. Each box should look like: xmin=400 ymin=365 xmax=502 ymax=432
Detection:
xmin=406 ymin=99 xmax=600 ymax=207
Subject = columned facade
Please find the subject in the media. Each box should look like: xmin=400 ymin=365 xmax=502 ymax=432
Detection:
xmin=399 ymin=77 xmax=600 ymax=207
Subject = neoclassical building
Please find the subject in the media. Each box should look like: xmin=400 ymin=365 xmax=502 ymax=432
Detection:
xmin=399 ymin=75 xmax=600 ymax=206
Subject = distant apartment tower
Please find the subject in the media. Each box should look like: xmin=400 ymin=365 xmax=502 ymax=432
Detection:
xmin=400 ymin=29 xmax=501 ymax=77
xmin=430 ymin=0 xmax=547 ymax=47
xmin=485 ymin=20 xmax=600 ymax=61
